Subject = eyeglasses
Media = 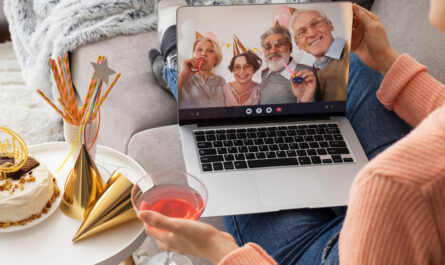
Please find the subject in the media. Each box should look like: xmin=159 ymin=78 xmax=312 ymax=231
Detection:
xmin=262 ymin=39 xmax=289 ymax=52
xmin=295 ymin=17 xmax=327 ymax=39
xmin=233 ymin=64 xmax=253 ymax=72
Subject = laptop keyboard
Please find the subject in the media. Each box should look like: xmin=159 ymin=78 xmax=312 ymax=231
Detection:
xmin=194 ymin=123 xmax=354 ymax=172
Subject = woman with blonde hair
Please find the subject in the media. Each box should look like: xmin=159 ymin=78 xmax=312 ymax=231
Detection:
xmin=178 ymin=31 xmax=226 ymax=109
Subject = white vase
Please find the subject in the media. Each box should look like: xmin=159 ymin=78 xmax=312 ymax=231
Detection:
xmin=63 ymin=118 xmax=99 ymax=163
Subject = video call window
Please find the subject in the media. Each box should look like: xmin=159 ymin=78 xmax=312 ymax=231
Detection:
xmin=177 ymin=2 xmax=353 ymax=110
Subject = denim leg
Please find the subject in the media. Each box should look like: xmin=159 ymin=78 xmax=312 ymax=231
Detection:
xmin=346 ymin=53 xmax=412 ymax=160
xmin=163 ymin=66 xmax=178 ymax=100
xmin=223 ymin=208 xmax=340 ymax=265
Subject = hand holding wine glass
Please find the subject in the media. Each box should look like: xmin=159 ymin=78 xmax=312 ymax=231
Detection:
xmin=132 ymin=171 xmax=238 ymax=265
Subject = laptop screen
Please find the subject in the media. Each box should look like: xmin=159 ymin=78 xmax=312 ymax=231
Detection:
xmin=177 ymin=2 xmax=353 ymax=124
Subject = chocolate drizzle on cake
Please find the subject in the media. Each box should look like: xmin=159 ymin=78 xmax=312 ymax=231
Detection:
xmin=5 ymin=157 xmax=40 ymax=180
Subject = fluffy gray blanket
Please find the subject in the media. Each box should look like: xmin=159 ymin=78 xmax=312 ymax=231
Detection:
xmin=4 ymin=0 xmax=309 ymax=101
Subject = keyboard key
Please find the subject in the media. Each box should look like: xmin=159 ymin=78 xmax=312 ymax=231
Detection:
xmin=311 ymin=156 xmax=322 ymax=164
xmin=297 ymin=150 xmax=307 ymax=156
xmin=331 ymin=155 xmax=343 ymax=163
xmin=309 ymin=142 xmax=319 ymax=148
xmin=217 ymin=148 xmax=227 ymax=154
xmin=247 ymin=128 xmax=257 ymax=132
xmin=326 ymin=128 xmax=340 ymax=134
xmin=277 ymin=131 xmax=287 ymax=136
xmin=328 ymin=123 xmax=338 ymax=127
xmin=237 ymin=133 xmax=247 ymax=139
xmin=316 ymin=129 xmax=326 ymax=134
xmin=216 ymin=130 xmax=226 ymax=134
xmin=205 ymin=130 xmax=216 ymax=134
xmin=299 ymin=143 xmax=309 ymax=149
xmin=333 ymin=134 xmax=344 ymax=140
xmin=298 ymin=157 xmax=312 ymax=165
xmin=213 ymin=141 xmax=223 ymax=147
xmin=247 ymin=158 xmax=299 ymax=168
xmin=284 ymin=137 xmax=294 ymax=143
xmin=197 ymin=142 xmax=212 ymax=149
xmin=223 ymin=141 xmax=234 ymax=147
xmin=298 ymin=125 xmax=308 ymax=129
xmin=199 ymin=149 xmax=217 ymax=156
xmin=224 ymin=154 xmax=235 ymax=161
xmin=329 ymin=141 xmax=346 ymax=147
xmin=286 ymin=150 xmax=297 ymax=157
xmin=268 ymin=127 xmax=278 ymax=131
xmin=245 ymin=153 xmax=256 ymax=160
xmin=308 ymin=124 xmax=318 ymax=128
xmin=238 ymin=146 xmax=249 ymax=153
xmin=206 ymin=135 xmax=216 ymax=141
xmin=247 ymin=133 xmax=257 ymax=138
xmin=314 ymin=135 xmax=324 ymax=141
xmin=343 ymin=157 xmax=354 ymax=162
xmin=244 ymin=139 xmax=254 ymax=146
xmin=235 ymin=154 xmax=245 ymax=160
xmin=257 ymin=131 xmax=267 ymax=138
xmin=259 ymin=145 xmax=269 ymax=151
xmin=295 ymin=136 xmax=304 ymax=142
xmin=327 ymin=148 xmax=350 ymax=154
xmin=276 ymin=151 xmax=287 ymax=158
xmin=212 ymin=163 xmax=223 ymax=171
xmin=274 ymin=137 xmax=284 ymax=144
xmin=306 ymin=129 xmax=316 ymax=135
xmin=195 ymin=136 xmax=206 ymax=142
xmin=304 ymin=136 xmax=314 ymax=142
xmin=227 ymin=134 xmax=236 ymax=140
xmin=296 ymin=130 xmax=306 ymax=135
xmin=236 ymin=128 xmax=247 ymax=133
xmin=256 ymin=152 xmax=266 ymax=159
xmin=279 ymin=144 xmax=289 ymax=150
xmin=216 ymin=134 xmax=226 ymax=140
xmin=254 ymin=139 xmax=265 ymax=145
xmin=194 ymin=131 xmax=205 ymax=135
xmin=317 ymin=148 xmax=327 ymax=155
xmin=257 ymin=127 xmax=267 ymax=131
xmin=227 ymin=129 xmax=236 ymax=133
xmin=287 ymin=130 xmax=297 ymax=136
xmin=319 ymin=141 xmax=329 ymax=148
xmin=267 ymin=131 xmax=277 ymax=137
xmin=278 ymin=126 xmax=288 ymax=130
xmin=266 ymin=152 xmax=277 ymax=158
xmin=264 ymin=138 xmax=274 ymax=144
xmin=322 ymin=159 xmax=333 ymax=164
xmin=324 ymin=135 xmax=334 ymax=141
xmin=269 ymin=145 xmax=279 ymax=151
xmin=234 ymin=140 xmax=244 ymax=146
xmin=234 ymin=161 xmax=248 ymax=169
xmin=307 ymin=149 xmax=317 ymax=156
xmin=248 ymin=146 xmax=259 ymax=152
xmin=202 ymin=163 xmax=212 ymax=171
xmin=228 ymin=147 xmax=238 ymax=153
xmin=289 ymin=143 xmax=299 ymax=150
xmin=224 ymin=161 xmax=234 ymax=170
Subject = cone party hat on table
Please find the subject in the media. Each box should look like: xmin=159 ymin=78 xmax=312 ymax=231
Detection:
xmin=72 ymin=169 xmax=136 ymax=242
xmin=60 ymin=144 xmax=105 ymax=220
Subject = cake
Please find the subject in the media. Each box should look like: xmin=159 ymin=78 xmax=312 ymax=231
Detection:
xmin=0 ymin=156 xmax=60 ymax=228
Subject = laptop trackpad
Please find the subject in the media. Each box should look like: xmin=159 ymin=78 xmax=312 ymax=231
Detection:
xmin=254 ymin=169 xmax=323 ymax=208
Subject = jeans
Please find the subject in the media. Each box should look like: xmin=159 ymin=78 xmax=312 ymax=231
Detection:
xmin=163 ymin=66 xmax=178 ymax=100
xmin=222 ymin=53 xmax=412 ymax=265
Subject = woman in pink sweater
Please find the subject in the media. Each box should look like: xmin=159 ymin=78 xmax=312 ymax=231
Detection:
xmin=138 ymin=2 xmax=445 ymax=264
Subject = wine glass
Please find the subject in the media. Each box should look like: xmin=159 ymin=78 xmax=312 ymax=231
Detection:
xmin=131 ymin=171 xmax=208 ymax=265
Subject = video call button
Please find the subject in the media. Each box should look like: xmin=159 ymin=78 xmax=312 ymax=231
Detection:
xmin=266 ymin=107 xmax=272 ymax=113
xmin=246 ymin=108 xmax=253 ymax=115
xmin=276 ymin=107 xmax=282 ymax=113
xmin=256 ymin=107 xmax=262 ymax=114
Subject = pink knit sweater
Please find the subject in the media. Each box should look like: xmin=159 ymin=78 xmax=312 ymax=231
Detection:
xmin=218 ymin=54 xmax=445 ymax=265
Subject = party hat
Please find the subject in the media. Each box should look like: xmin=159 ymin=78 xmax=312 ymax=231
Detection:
xmin=289 ymin=7 xmax=297 ymax=15
xmin=195 ymin=31 xmax=204 ymax=41
xmin=60 ymin=144 xmax=105 ymax=220
xmin=233 ymin=34 xmax=248 ymax=56
xmin=72 ymin=170 xmax=136 ymax=242
xmin=274 ymin=20 xmax=281 ymax=28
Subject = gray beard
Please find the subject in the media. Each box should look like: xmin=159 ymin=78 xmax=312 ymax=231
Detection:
xmin=266 ymin=53 xmax=290 ymax=73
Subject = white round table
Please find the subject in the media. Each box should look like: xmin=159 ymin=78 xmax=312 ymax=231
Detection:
xmin=0 ymin=142 xmax=147 ymax=265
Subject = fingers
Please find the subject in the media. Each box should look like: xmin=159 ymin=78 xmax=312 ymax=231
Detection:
xmin=352 ymin=4 xmax=379 ymax=29
xmin=139 ymin=211 xmax=183 ymax=234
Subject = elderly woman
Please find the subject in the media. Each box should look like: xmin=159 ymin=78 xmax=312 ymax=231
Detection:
xmin=178 ymin=32 xmax=225 ymax=109
xmin=223 ymin=50 xmax=262 ymax=106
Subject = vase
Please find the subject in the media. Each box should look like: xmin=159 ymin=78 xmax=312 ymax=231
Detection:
xmin=63 ymin=118 xmax=99 ymax=163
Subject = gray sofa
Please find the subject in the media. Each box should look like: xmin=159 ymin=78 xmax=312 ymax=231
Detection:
xmin=71 ymin=0 xmax=445 ymax=264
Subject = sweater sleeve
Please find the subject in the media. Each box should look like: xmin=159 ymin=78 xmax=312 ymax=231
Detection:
xmin=376 ymin=54 xmax=445 ymax=126
xmin=339 ymin=103 xmax=445 ymax=265
xmin=218 ymin=243 xmax=277 ymax=265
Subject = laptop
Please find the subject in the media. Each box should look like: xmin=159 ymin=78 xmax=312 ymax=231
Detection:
xmin=176 ymin=2 xmax=368 ymax=217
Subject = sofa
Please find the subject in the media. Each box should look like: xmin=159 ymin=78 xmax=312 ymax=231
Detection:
xmin=71 ymin=0 xmax=445 ymax=264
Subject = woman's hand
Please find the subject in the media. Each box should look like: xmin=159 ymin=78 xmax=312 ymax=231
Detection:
xmin=290 ymin=69 xmax=317 ymax=103
xmin=139 ymin=211 xmax=239 ymax=265
xmin=351 ymin=4 xmax=399 ymax=75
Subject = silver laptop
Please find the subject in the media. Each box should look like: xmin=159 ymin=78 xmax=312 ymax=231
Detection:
xmin=176 ymin=2 xmax=368 ymax=217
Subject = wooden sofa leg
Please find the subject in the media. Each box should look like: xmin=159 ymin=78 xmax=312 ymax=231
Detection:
xmin=123 ymin=255 xmax=136 ymax=265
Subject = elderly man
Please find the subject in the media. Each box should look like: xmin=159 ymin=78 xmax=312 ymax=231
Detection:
xmin=290 ymin=9 xmax=350 ymax=101
xmin=260 ymin=25 xmax=319 ymax=104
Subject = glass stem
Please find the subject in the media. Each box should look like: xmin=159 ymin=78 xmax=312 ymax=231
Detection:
xmin=164 ymin=251 xmax=174 ymax=265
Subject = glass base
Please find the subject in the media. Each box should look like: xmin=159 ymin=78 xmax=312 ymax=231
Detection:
xmin=147 ymin=252 xmax=193 ymax=265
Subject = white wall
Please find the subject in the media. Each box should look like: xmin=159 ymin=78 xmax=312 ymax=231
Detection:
xmin=177 ymin=2 xmax=352 ymax=83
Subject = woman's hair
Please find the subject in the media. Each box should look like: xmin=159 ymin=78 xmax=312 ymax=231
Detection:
xmin=192 ymin=38 xmax=223 ymax=67
xmin=228 ymin=50 xmax=262 ymax=73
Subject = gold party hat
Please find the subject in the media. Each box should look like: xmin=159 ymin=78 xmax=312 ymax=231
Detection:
xmin=60 ymin=144 xmax=105 ymax=220
xmin=72 ymin=170 xmax=136 ymax=242
xmin=195 ymin=31 xmax=204 ymax=41
xmin=233 ymin=34 xmax=248 ymax=56
xmin=289 ymin=7 xmax=297 ymax=15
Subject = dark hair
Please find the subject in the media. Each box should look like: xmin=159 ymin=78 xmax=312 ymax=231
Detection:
xmin=228 ymin=50 xmax=262 ymax=73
